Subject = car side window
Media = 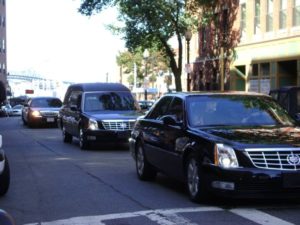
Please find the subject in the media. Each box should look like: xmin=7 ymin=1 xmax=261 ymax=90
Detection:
xmin=147 ymin=96 xmax=173 ymax=120
xmin=68 ymin=91 xmax=82 ymax=109
xmin=166 ymin=97 xmax=184 ymax=122
xmin=278 ymin=92 xmax=289 ymax=111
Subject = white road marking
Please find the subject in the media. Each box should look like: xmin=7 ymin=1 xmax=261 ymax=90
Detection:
xmin=23 ymin=207 xmax=222 ymax=225
xmin=230 ymin=208 xmax=295 ymax=225
xmin=24 ymin=206 xmax=295 ymax=225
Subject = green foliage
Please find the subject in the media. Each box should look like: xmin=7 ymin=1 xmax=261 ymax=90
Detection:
xmin=79 ymin=0 xmax=199 ymax=91
xmin=116 ymin=48 xmax=169 ymax=86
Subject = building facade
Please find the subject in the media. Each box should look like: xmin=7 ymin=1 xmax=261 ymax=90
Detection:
xmin=231 ymin=0 xmax=300 ymax=93
xmin=0 ymin=0 xmax=6 ymax=103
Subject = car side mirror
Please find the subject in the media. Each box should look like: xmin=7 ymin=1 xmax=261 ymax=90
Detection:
xmin=161 ymin=115 xmax=177 ymax=126
xmin=70 ymin=105 xmax=79 ymax=111
xmin=0 ymin=209 xmax=16 ymax=225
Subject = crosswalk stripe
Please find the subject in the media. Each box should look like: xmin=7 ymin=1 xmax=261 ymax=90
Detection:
xmin=230 ymin=208 xmax=295 ymax=225
xmin=24 ymin=206 xmax=294 ymax=225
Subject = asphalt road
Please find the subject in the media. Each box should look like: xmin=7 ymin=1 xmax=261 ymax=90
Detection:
xmin=0 ymin=116 xmax=300 ymax=225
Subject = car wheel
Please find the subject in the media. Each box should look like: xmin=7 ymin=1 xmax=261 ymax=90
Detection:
xmin=135 ymin=142 xmax=156 ymax=180
xmin=0 ymin=156 xmax=10 ymax=196
xmin=79 ymin=128 xmax=89 ymax=150
xmin=22 ymin=114 xmax=27 ymax=125
xmin=186 ymin=153 xmax=207 ymax=203
xmin=62 ymin=125 xmax=72 ymax=143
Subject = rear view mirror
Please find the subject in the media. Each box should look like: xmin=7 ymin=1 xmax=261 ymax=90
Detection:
xmin=0 ymin=209 xmax=15 ymax=225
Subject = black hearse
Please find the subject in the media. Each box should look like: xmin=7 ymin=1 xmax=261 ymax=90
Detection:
xmin=269 ymin=86 xmax=300 ymax=122
xmin=58 ymin=83 xmax=141 ymax=149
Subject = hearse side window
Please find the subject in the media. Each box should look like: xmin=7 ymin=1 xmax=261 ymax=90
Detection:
xmin=68 ymin=91 xmax=82 ymax=108
xmin=297 ymin=91 xmax=300 ymax=112
xmin=166 ymin=97 xmax=184 ymax=122
xmin=147 ymin=96 xmax=173 ymax=120
xmin=278 ymin=92 xmax=289 ymax=111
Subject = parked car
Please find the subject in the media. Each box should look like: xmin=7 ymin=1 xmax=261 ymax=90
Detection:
xmin=129 ymin=92 xmax=300 ymax=202
xmin=269 ymin=86 xmax=300 ymax=122
xmin=0 ymin=209 xmax=15 ymax=225
xmin=10 ymin=104 xmax=23 ymax=116
xmin=22 ymin=97 xmax=62 ymax=127
xmin=0 ymin=135 xmax=10 ymax=196
xmin=138 ymin=100 xmax=154 ymax=111
xmin=0 ymin=104 xmax=12 ymax=117
xmin=58 ymin=83 xmax=141 ymax=150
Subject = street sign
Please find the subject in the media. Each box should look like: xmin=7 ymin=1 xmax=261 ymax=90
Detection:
xmin=25 ymin=89 xmax=34 ymax=94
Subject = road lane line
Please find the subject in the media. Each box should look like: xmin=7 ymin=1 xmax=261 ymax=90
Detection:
xmin=23 ymin=206 xmax=222 ymax=225
xmin=230 ymin=208 xmax=295 ymax=225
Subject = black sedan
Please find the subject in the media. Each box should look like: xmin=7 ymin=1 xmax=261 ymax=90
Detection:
xmin=0 ymin=135 xmax=9 ymax=196
xmin=129 ymin=92 xmax=300 ymax=202
xmin=22 ymin=97 xmax=62 ymax=127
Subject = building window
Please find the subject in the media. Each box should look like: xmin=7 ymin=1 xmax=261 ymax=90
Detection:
xmin=293 ymin=0 xmax=300 ymax=26
xmin=252 ymin=64 xmax=259 ymax=76
xmin=240 ymin=3 xmax=246 ymax=38
xmin=260 ymin=63 xmax=270 ymax=76
xmin=266 ymin=0 xmax=273 ymax=32
xmin=254 ymin=0 xmax=261 ymax=35
xmin=279 ymin=0 xmax=287 ymax=29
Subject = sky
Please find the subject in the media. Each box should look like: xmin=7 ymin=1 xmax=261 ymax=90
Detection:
xmin=7 ymin=0 xmax=125 ymax=83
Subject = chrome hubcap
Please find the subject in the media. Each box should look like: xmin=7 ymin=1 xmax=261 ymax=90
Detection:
xmin=187 ymin=159 xmax=199 ymax=197
xmin=79 ymin=129 xmax=83 ymax=147
xmin=62 ymin=126 xmax=66 ymax=137
xmin=136 ymin=146 xmax=144 ymax=175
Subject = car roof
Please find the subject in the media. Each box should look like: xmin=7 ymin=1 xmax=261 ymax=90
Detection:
xmin=29 ymin=96 xmax=61 ymax=99
xmin=67 ymin=82 xmax=130 ymax=92
xmin=163 ymin=91 xmax=269 ymax=98
xmin=270 ymin=86 xmax=300 ymax=92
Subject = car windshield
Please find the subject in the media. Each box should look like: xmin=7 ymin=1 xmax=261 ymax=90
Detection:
xmin=31 ymin=98 xmax=62 ymax=108
xmin=84 ymin=92 xmax=137 ymax=112
xmin=187 ymin=95 xmax=295 ymax=127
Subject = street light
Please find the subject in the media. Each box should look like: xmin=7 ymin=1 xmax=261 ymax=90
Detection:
xmin=143 ymin=49 xmax=149 ymax=100
xmin=185 ymin=29 xmax=192 ymax=92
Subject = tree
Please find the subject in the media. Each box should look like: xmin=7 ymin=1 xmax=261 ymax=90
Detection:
xmin=79 ymin=0 xmax=197 ymax=92
xmin=187 ymin=0 xmax=240 ymax=91
xmin=116 ymin=48 xmax=169 ymax=88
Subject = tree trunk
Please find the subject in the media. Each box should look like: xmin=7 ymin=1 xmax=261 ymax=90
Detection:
xmin=174 ymin=71 xmax=182 ymax=92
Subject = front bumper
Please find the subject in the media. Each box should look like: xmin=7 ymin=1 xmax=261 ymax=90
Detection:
xmin=30 ymin=116 xmax=58 ymax=125
xmin=84 ymin=129 xmax=132 ymax=143
xmin=204 ymin=164 xmax=300 ymax=199
xmin=0 ymin=136 xmax=5 ymax=174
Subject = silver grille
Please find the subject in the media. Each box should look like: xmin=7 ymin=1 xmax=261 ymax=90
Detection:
xmin=245 ymin=148 xmax=300 ymax=171
xmin=40 ymin=111 xmax=58 ymax=117
xmin=102 ymin=120 xmax=136 ymax=131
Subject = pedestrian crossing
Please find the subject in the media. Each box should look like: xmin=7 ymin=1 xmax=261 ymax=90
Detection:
xmin=24 ymin=206 xmax=296 ymax=225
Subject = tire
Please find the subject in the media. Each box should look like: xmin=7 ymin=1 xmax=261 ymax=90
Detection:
xmin=186 ymin=152 xmax=207 ymax=203
xmin=0 ymin=156 xmax=10 ymax=196
xmin=79 ymin=128 xmax=89 ymax=150
xmin=135 ymin=142 xmax=157 ymax=180
xmin=62 ymin=125 xmax=72 ymax=143
xmin=22 ymin=114 xmax=27 ymax=125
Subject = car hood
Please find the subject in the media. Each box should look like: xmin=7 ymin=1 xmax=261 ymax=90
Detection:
xmin=84 ymin=111 xmax=141 ymax=120
xmin=199 ymin=126 xmax=300 ymax=147
xmin=32 ymin=107 xmax=61 ymax=112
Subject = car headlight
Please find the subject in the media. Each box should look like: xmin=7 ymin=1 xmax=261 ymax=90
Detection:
xmin=88 ymin=119 xmax=98 ymax=130
xmin=214 ymin=144 xmax=239 ymax=168
xmin=31 ymin=110 xmax=41 ymax=117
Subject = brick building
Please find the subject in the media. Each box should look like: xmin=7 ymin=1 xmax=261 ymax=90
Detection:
xmin=0 ymin=0 xmax=6 ymax=103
